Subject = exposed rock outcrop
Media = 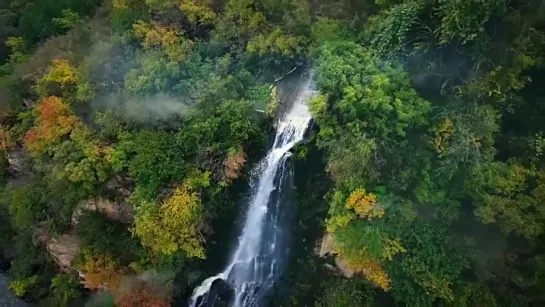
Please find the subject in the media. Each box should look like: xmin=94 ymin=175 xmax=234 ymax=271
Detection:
xmin=72 ymin=197 xmax=134 ymax=225
xmin=47 ymin=234 xmax=80 ymax=273
xmin=33 ymin=175 xmax=135 ymax=274
xmin=5 ymin=147 xmax=33 ymax=188
xmin=317 ymin=232 xmax=334 ymax=257
xmin=6 ymin=147 xmax=29 ymax=176
xmin=316 ymin=233 xmax=357 ymax=278
xmin=106 ymin=175 xmax=133 ymax=198
xmin=35 ymin=226 xmax=80 ymax=273
xmin=72 ymin=174 xmax=135 ymax=225
xmin=334 ymin=256 xmax=355 ymax=278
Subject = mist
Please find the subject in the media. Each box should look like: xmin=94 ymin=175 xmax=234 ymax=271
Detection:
xmin=92 ymin=93 xmax=194 ymax=123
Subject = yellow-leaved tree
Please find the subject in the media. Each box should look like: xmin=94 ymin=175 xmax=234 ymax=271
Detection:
xmin=345 ymin=188 xmax=384 ymax=219
xmin=133 ymin=172 xmax=210 ymax=258
xmin=179 ymin=0 xmax=217 ymax=24
xmin=430 ymin=117 xmax=454 ymax=158
xmin=133 ymin=21 xmax=193 ymax=61
xmin=35 ymin=59 xmax=78 ymax=96
xmin=79 ymin=250 xmax=128 ymax=292
xmin=0 ymin=126 xmax=14 ymax=151
xmin=333 ymin=234 xmax=406 ymax=291
xmin=326 ymin=186 xmax=405 ymax=290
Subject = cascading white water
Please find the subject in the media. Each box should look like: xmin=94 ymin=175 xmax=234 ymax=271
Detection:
xmin=190 ymin=74 xmax=315 ymax=307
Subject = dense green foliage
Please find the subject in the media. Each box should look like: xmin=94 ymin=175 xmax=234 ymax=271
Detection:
xmin=307 ymin=0 xmax=545 ymax=306
xmin=1 ymin=0 xmax=545 ymax=306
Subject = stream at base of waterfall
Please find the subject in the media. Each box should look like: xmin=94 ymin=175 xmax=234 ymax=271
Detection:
xmin=189 ymin=73 xmax=315 ymax=307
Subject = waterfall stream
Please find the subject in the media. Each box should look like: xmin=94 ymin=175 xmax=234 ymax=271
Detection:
xmin=190 ymin=73 xmax=314 ymax=307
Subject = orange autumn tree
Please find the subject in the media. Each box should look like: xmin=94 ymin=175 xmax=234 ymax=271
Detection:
xmin=23 ymin=96 xmax=113 ymax=188
xmin=117 ymin=282 xmax=171 ymax=307
xmin=24 ymin=96 xmax=79 ymax=155
xmin=80 ymin=250 xmax=128 ymax=292
xmin=79 ymin=250 xmax=172 ymax=305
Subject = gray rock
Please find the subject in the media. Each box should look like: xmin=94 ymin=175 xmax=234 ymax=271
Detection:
xmin=316 ymin=233 xmax=357 ymax=278
xmin=6 ymin=148 xmax=29 ymax=176
xmin=72 ymin=198 xmax=134 ymax=225
xmin=46 ymin=234 xmax=80 ymax=273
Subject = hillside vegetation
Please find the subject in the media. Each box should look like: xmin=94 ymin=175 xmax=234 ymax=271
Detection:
xmin=1 ymin=0 xmax=545 ymax=306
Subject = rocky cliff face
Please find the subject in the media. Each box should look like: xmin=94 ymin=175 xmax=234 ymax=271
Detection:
xmin=273 ymin=68 xmax=309 ymax=122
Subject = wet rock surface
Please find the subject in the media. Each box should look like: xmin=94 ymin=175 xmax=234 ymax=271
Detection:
xmin=0 ymin=274 xmax=29 ymax=307
xmin=194 ymin=279 xmax=234 ymax=307
xmin=274 ymin=69 xmax=310 ymax=122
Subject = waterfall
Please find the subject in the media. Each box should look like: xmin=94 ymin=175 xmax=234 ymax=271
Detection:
xmin=190 ymin=73 xmax=315 ymax=307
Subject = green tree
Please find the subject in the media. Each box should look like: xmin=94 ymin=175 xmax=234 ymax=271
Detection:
xmin=387 ymin=221 xmax=468 ymax=306
xmin=76 ymin=212 xmax=146 ymax=264
xmin=9 ymin=183 xmax=46 ymax=228
xmin=124 ymin=51 xmax=180 ymax=94
xmin=312 ymin=41 xmax=430 ymax=183
xmin=112 ymin=130 xmax=185 ymax=199
xmin=316 ymin=278 xmax=375 ymax=307
xmin=52 ymin=9 xmax=81 ymax=30
xmin=468 ymin=162 xmax=545 ymax=239
xmin=49 ymin=273 xmax=82 ymax=305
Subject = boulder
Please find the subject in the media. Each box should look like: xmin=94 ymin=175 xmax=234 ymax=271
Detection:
xmin=46 ymin=234 xmax=80 ymax=273
xmin=72 ymin=198 xmax=134 ymax=225
xmin=6 ymin=147 xmax=29 ymax=176
xmin=317 ymin=232 xmax=335 ymax=257
xmin=334 ymin=256 xmax=355 ymax=278
xmin=106 ymin=175 xmax=133 ymax=198
xmin=34 ymin=225 xmax=80 ymax=272
xmin=316 ymin=233 xmax=357 ymax=278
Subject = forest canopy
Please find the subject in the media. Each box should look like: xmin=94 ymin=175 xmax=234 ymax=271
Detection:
xmin=1 ymin=0 xmax=545 ymax=306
